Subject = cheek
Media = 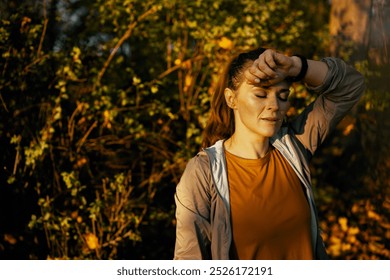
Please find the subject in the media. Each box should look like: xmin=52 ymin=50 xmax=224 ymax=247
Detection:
xmin=238 ymin=98 xmax=262 ymax=113
xmin=280 ymin=101 xmax=290 ymax=114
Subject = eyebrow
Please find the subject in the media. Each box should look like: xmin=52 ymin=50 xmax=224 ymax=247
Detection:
xmin=253 ymin=85 xmax=290 ymax=93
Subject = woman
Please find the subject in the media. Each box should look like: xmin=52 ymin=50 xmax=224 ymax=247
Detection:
xmin=174 ymin=48 xmax=365 ymax=260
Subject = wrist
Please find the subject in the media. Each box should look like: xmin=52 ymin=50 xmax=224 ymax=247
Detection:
xmin=289 ymin=56 xmax=302 ymax=77
xmin=286 ymin=55 xmax=308 ymax=83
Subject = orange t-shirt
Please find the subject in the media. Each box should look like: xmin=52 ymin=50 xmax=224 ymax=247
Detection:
xmin=225 ymin=147 xmax=313 ymax=260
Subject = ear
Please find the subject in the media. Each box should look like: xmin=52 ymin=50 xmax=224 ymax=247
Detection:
xmin=224 ymin=88 xmax=237 ymax=109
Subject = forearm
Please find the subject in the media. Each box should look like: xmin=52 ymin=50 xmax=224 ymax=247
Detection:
xmin=289 ymin=56 xmax=329 ymax=87
xmin=245 ymin=50 xmax=330 ymax=87
xmin=292 ymin=57 xmax=365 ymax=154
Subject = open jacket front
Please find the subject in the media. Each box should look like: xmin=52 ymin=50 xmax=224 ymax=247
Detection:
xmin=174 ymin=57 xmax=365 ymax=260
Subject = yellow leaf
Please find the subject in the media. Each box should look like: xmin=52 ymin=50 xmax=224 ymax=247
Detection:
xmin=368 ymin=242 xmax=383 ymax=253
xmin=132 ymin=76 xmax=141 ymax=85
xmin=379 ymin=221 xmax=390 ymax=229
xmin=218 ymin=37 xmax=233 ymax=50
xmin=343 ymin=123 xmax=355 ymax=136
xmin=367 ymin=210 xmax=381 ymax=221
xmin=347 ymin=235 xmax=357 ymax=244
xmin=85 ymin=233 xmax=99 ymax=250
xmin=341 ymin=243 xmax=351 ymax=251
xmin=338 ymin=217 xmax=348 ymax=232
xmin=351 ymin=203 xmax=360 ymax=214
xmin=103 ymin=110 xmax=110 ymax=120
xmin=185 ymin=75 xmax=192 ymax=87
xmin=76 ymin=157 xmax=87 ymax=167
xmin=347 ymin=226 xmax=360 ymax=235
xmin=4 ymin=234 xmax=17 ymax=245
xmin=329 ymin=236 xmax=342 ymax=244
xmin=328 ymin=244 xmax=341 ymax=257
xmin=151 ymin=85 xmax=158 ymax=94
xmin=70 ymin=211 xmax=78 ymax=219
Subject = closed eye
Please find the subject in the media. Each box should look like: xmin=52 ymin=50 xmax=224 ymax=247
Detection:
xmin=278 ymin=95 xmax=289 ymax=101
xmin=278 ymin=90 xmax=290 ymax=101
xmin=253 ymin=89 xmax=267 ymax=98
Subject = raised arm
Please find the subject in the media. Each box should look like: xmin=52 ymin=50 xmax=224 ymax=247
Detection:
xmin=244 ymin=48 xmax=329 ymax=87
xmin=244 ymin=48 xmax=365 ymax=155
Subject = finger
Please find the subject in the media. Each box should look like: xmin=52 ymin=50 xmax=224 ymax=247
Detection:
xmin=245 ymin=67 xmax=274 ymax=84
xmin=244 ymin=69 xmax=263 ymax=84
xmin=249 ymin=59 xmax=278 ymax=79
xmin=264 ymin=50 xmax=277 ymax=70
xmin=244 ymin=69 xmax=268 ymax=85
xmin=247 ymin=61 xmax=265 ymax=78
xmin=257 ymin=51 xmax=279 ymax=78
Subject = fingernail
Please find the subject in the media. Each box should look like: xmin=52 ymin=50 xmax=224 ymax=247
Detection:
xmin=254 ymin=78 xmax=260 ymax=83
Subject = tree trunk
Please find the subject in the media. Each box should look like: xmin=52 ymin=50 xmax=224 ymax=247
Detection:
xmin=330 ymin=0 xmax=389 ymax=65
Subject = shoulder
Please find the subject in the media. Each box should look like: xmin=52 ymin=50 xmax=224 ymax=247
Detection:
xmin=176 ymin=151 xmax=213 ymax=206
xmin=178 ymin=139 xmax=225 ymax=191
xmin=178 ymin=151 xmax=211 ymax=189
xmin=185 ymin=151 xmax=209 ymax=174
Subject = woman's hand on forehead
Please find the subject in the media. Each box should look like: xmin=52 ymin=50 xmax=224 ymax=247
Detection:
xmin=244 ymin=49 xmax=294 ymax=86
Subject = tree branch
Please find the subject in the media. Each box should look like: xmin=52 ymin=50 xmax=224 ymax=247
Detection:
xmin=37 ymin=0 xmax=48 ymax=57
xmin=95 ymin=6 xmax=159 ymax=88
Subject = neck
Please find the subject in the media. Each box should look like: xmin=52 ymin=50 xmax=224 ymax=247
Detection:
xmin=224 ymin=133 xmax=270 ymax=159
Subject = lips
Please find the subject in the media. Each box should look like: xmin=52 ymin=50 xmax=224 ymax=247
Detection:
xmin=261 ymin=117 xmax=280 ymax=122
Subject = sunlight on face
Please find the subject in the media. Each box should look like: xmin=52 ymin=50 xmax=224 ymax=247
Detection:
xmin=232 ymin=80 xmax=291 ymax=141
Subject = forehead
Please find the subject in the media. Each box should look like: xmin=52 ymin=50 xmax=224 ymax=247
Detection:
xmin=242 ymin=80 xmax=291 ymax=91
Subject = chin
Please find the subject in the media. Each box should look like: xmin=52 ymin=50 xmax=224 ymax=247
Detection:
xmin=257 ymin=130 xmax=278 ymax=138
xmin=257 ymin=132 xmax=276 ymax=138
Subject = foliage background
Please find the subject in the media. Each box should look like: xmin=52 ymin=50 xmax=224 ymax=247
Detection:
xmin=0 ymin=0 xmax=388 ymax=259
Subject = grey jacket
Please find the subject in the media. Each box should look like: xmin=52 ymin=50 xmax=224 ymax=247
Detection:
xmin=174 ymin=58 xmax=365 ymax=260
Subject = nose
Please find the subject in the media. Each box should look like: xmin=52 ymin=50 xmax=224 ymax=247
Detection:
xmin=266 ymin=94 xmax=279 ymax=111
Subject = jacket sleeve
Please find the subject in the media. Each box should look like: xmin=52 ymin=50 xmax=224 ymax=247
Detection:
xmin=174 ymin=154 xmax=212 ymax=260
xmin=291 ymin=57 xmax=365 ymax=156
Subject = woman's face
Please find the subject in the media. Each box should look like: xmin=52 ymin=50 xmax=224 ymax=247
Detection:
xmin=226 ymin=79 xmax=291 ymax=141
